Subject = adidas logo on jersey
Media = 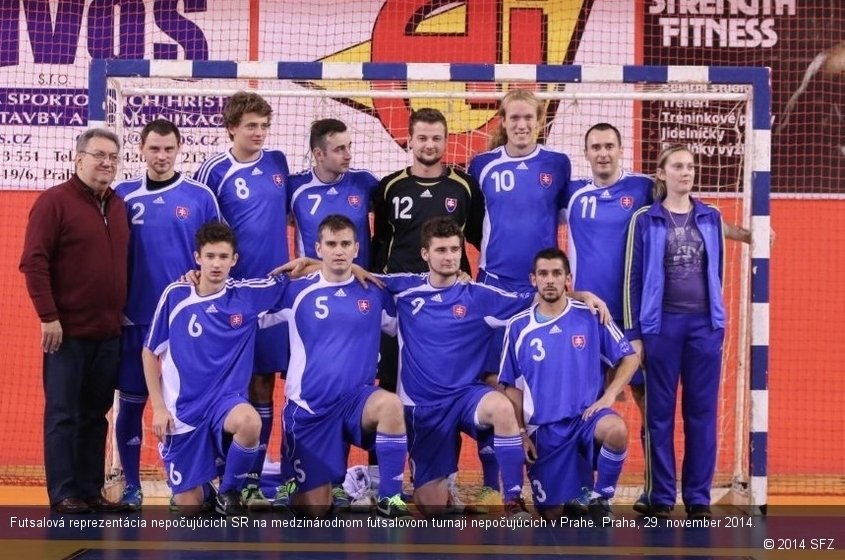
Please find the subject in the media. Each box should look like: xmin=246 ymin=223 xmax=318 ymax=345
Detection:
xmin=420 ymin=189 xmax=433 ymax=198
xmin=600 ymin=189 xmax=613 ymax=199
xmin=206 ymin=303 xmax=219 ymax=313
xmin=126 ymin=436 xmax=141 ymax=446
xmin=152 ymin=196 xmax=165 ymax=204
xmin=516 ymin=162 xmax=529 ymax=170
xmin=251 ymin=167 xmax=263 ymax=175
xmin=430 ymin=293 xmax=443 ymax=302
xmin=549 ymin=325 xmax=562 ymax=335
xmin=327 ymin=187 xmax=339 ymax=195
xmin=334 ymin=288 xmax=347 ymax=297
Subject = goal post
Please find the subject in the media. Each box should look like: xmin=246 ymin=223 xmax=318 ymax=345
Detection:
xmin=89 ymin=60 xmax=770 ymax=513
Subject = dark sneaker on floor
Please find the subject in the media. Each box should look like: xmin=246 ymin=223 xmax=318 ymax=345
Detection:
xmin=686 ymin=504 xmax=712 ymax=520
xmin=632 ymin=492 xmax=650 ymax=515
xmin=120 ymin=485 xmax=143 ymax=511
xmin=564 ymin=486 xmax=590 ymax=517
xmin=215 ymin=490 xmax=244 ymax=516
xmin=588 ymin=497 xmax=614 ymax=524
xmin=376 ymin=494 xmax=413 ymax=518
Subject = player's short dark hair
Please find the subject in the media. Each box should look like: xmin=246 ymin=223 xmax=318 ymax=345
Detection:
xmin=195 ymin=221 xmax=237 ymax=253
xmin=318 ymin=214 xmax=357 ymax=242
xmin=584 ymin=122 xmax=622 ymax=149
xmin=420 ymin=216 xmax=464 ymax=249
xmin=310 ymin=118 xmax=347 ymax=151
xmin=409 ymin=107 xmax=448 ymax=136
xmin=140 ymin=118 xmax=181 ymax=145
xmin=222 ymin=91 xmax=272 ymax=140
xmin=532 ymin=247 xmax=571 ymax=274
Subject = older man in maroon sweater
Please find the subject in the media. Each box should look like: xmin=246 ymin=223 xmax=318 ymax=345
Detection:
xmin=20 ymin=128 xmax=130 ymax=514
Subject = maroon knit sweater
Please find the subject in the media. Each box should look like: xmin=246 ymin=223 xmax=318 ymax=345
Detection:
xmin=20 ymin=174 xmax=129 ymax=339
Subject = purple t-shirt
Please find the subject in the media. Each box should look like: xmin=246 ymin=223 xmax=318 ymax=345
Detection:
xmin=662 ymin=208 xmax=709 ymax=313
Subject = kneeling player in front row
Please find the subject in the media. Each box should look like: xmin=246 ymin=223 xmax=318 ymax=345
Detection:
xmin=143 ymin=222 xmax=289 ymax=515
xmin=272 ymin=215 xmax=410 ymax=519
xmin=500 ymin=248 xmax=639 ymax=523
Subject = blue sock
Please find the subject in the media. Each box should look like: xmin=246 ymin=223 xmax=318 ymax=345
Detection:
xmin=594 ymin=445 xmax=627 ymax=499
xmin=477 ymin=431 xmax=500 ymax=490
xmin=115 ymin=392 xmax=146 ymax=489
xmin=375 ymin=432 xmax=407 ymax=498
xmin=249 ymin=404 xmax=273 ymax=483
xmin=494 ymin=435 xmax=525 ymax=501
xmin=219 ymin=440 xmax=259 ymax=494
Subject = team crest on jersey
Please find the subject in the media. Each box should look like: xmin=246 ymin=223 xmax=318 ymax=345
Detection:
xmin=445 ymin=197 xmax=458 ymax=213
xmin=358 ymin=299 xmax=371 ymax=314
xmin=452 ymin=304 xmax=467 ymax=319
xmin=272 ymin=174 xmax=284 ymax=187
xmin=230 ymin=314 xmax=244 ymax=328
xmin=175 ymin=206 xmax=189 ymax=220
xmin=539 ymin=173 xmax=553 ymax=188
xmin=620 ymin=195 xmax=634 ymax=210
xmin=571 ymin=335 xmax=586 ymax=349
xmin=347 ymin=195 xmax=362 ymax=208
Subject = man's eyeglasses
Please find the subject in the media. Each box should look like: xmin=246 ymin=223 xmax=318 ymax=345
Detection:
xmin=80 ymin=151 xmax=120 ymax=164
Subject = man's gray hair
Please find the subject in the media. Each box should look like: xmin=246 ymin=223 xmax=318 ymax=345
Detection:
xmin=76 ymin=128 xmax=120 ymax=153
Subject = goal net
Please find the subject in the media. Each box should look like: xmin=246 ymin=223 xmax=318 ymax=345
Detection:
xmin=93 ymin=61 xmax=769 ymax=511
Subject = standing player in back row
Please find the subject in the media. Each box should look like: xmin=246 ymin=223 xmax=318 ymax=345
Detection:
xmin=114 ymin=119 xmax=221 ymax=510
xmin=565 ymin=123 xmax=751 ymax=513
xmin=194 ymin=92 xmax=290 ymax=509
xmin=290 ymin=118 xmax=379 ymax=268
xmin=468 ymin=88 xmax=571 ymax=496
xmin=372 ymin=107 xmax=483 ymax=275
xmin=370 ymin=108 xmax=484 ymax=507
xmin=287 ymin=118 xmax=380 ymax=509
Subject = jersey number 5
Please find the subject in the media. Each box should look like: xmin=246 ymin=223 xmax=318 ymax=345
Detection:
xmin=314 ymin=296 xmax=330 ymax=319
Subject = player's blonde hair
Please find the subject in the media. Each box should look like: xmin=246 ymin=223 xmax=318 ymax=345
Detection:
xmin=487 ymin=89 xmax=545 ymax=150
xmin=653 ymin=144 xmax=694 ymax=200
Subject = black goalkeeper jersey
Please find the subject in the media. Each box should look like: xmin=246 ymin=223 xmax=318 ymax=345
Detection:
xmin=371 ymin=166 xmax=483 ymax=273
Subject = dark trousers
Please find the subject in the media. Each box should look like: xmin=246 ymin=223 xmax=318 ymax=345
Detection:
xmin=43 ymin=336 xmax=119 ymax=504
xmin=642 ymin=312 xmax=724 ymax=508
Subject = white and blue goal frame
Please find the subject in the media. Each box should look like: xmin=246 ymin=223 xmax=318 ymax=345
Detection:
xmin=89 ymin=61 xmax=771 ymax=513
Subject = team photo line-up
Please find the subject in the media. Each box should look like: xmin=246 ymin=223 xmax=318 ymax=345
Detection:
xmin=19 ymin=88 xmax=752 ymax=522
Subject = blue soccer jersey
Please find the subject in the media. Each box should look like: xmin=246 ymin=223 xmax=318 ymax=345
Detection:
xmin=263 ymin=272 xmax=396 ymax=415
xmin=145 ymin=276 xmax=289 ymax=433
xmin=289 ymin=168 xmax=378 ymax=267
xmin=564 ymin=172 xmax=653 ymax=320
xmin=469 ymin=145 xmax=571 ymax=289
xmin=115 ymin=174 xmax=221 ymax=326
xmin=195 ymin=149 xmax=290 ymax=278
xmin=380 ymin=274 xmax=532 ymax=406
xmin=499 ymin=300 xmax=634 ymax=426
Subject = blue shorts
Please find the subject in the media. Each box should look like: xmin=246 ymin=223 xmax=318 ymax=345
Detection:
xmin=477 ymin=270 xmax=532 ymax=376
xmin=282 ymin=385 xmax=378 ymax=493
xmin=118 ymin=324 xmax=149 ymax=395
xmin=159 ymin=394 xmax=247 ymax=495
xmin=528 ymin=408 xmax=616 ymax=507
xmin=406 ymin=383 xmax=493 ymax=488
xmin=254 ymin=322 xmax=290 ymax=376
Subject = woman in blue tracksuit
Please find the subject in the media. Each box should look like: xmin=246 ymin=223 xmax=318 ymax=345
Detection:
xmin=623 ymin=144 xmax=725 ymax=520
